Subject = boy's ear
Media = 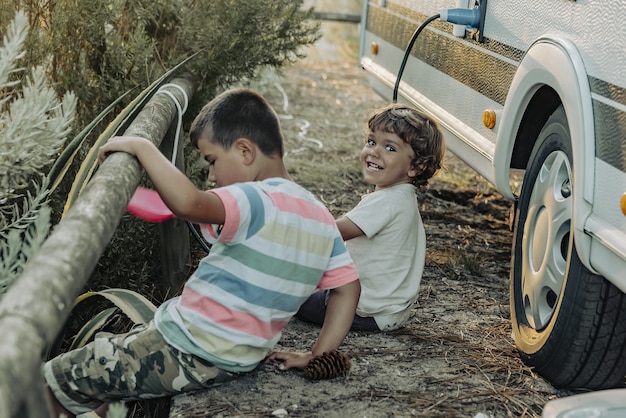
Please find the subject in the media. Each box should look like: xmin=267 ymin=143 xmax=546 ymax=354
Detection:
xmin=409 ymin=163 xmax=425 ymax=179
xmin=234 ymin=138 xmax=256 ymax=165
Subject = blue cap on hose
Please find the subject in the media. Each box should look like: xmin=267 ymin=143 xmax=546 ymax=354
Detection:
xmin=439 ymin=7 xmax=481 ymax=28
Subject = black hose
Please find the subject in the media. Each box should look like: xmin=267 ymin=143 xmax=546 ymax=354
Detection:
xmin=186 ymin=220 xmax=211 ymax=253
xmin=392 ymin=13 xmax=440 ymax=103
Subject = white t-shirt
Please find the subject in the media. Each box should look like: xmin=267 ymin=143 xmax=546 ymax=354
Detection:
xmin=344 ymin=183 xmax=425 ymax=330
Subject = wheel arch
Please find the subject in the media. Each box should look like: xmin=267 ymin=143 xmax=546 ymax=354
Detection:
xmin=493 ymin=35 xmax=596 ymax=272
xmin=508 ymin=86 xmax=561 ymax=171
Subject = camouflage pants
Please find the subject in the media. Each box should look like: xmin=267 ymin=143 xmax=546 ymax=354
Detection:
xmin=43 ymin=322 xmax=238 ymax=415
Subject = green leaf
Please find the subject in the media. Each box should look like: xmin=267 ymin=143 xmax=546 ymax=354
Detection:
xmin=74 ymin=288 xmax=157 ymax=325
xmin=48 ymin=89 xmax=135 ymax=193
xmin=69 ymin=306 xmax=118 ymax=350
xmin=61 ymin=51 xmax=202 ymax=218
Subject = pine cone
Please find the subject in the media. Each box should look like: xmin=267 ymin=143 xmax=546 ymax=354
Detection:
xmin=303 ymin=350 xmax=351 ymax=380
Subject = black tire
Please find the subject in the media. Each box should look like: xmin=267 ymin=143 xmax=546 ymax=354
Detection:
xmin=510 ymin=105 xmax=626 ymax=389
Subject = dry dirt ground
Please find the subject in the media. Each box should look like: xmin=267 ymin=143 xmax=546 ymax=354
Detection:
xmin=167 ymin=27 xmax=567 ymax=418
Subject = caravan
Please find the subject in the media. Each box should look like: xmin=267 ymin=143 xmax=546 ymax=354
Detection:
xmin=358 ymin=0 xmax=626 ymax=390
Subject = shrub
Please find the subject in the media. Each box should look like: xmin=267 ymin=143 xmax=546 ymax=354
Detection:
xmin=0 ymin=11 xmax=76 ymax=298
xmin=1 ymin=0 xmax=320 ymax=129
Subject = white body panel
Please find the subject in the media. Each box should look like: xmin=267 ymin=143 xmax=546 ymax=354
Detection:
xmin=359 ymin=0 xmax=626 ymax=289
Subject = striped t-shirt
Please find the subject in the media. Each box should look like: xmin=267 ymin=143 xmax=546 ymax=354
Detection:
xmin=155 ymin=178 xmax=358 ymax=372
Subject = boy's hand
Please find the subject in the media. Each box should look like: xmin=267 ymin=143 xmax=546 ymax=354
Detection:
xmin=97 ymin=135 xmax=151 ymax=164
xmin=265 ymin=351 xmax=314 ymax=370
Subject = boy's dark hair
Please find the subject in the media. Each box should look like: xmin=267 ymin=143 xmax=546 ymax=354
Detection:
xmin=190 ymin=88 xmax=284 ymax=157
xmin=368 ymin=103 xmax=445 ymax=188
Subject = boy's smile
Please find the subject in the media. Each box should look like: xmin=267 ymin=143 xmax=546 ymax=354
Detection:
xmin=365 ymin=161 xmax=383 ymax=171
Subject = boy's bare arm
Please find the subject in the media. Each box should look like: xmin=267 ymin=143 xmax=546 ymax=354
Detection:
xmin=336 ymin=217 xmax=365 ymax=240
xmin=266 ymin=279 xmax=360 ymax=370
xmin=313 ymin=279 xmax=360 ymax=354
xmin=98 ymin=135 xmax=225 ymax=225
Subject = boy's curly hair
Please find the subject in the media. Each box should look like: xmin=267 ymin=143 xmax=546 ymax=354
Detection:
xmin=367 ymin=103 xmax=445 ymax=188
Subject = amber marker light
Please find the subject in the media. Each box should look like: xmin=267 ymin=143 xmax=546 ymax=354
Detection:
xmin=483 ymin=109 xmax=496 ymax=129
xmin=621 ymin=193 xmax=626 ymax=216
xmin=371 ymin=42 xmax=379 ymax=55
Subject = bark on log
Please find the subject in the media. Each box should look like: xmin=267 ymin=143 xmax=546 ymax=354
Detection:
xmin=0 ymin=75 xmax=196 ymax=418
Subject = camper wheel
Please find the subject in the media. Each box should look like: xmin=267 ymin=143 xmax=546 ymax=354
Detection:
xmin=510 ymin=105 xmax=626 ymax=389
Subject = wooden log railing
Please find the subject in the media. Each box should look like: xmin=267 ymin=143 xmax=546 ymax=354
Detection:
xmin=0 ymin=76 xmax=196 ymax=418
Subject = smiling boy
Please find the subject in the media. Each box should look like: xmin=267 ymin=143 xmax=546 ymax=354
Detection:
xmin=297 ymin=103 xmax=445 ymax=331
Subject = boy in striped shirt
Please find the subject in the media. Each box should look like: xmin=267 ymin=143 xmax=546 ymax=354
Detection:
xmin=45 ymin=88 xmax=360 ymax=417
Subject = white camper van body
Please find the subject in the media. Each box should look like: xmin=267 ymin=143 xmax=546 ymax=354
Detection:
xmin=359 ymin=0 xmax=626 ymax=390
xmin=359 ymin=0 xmax=626 ymax=283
